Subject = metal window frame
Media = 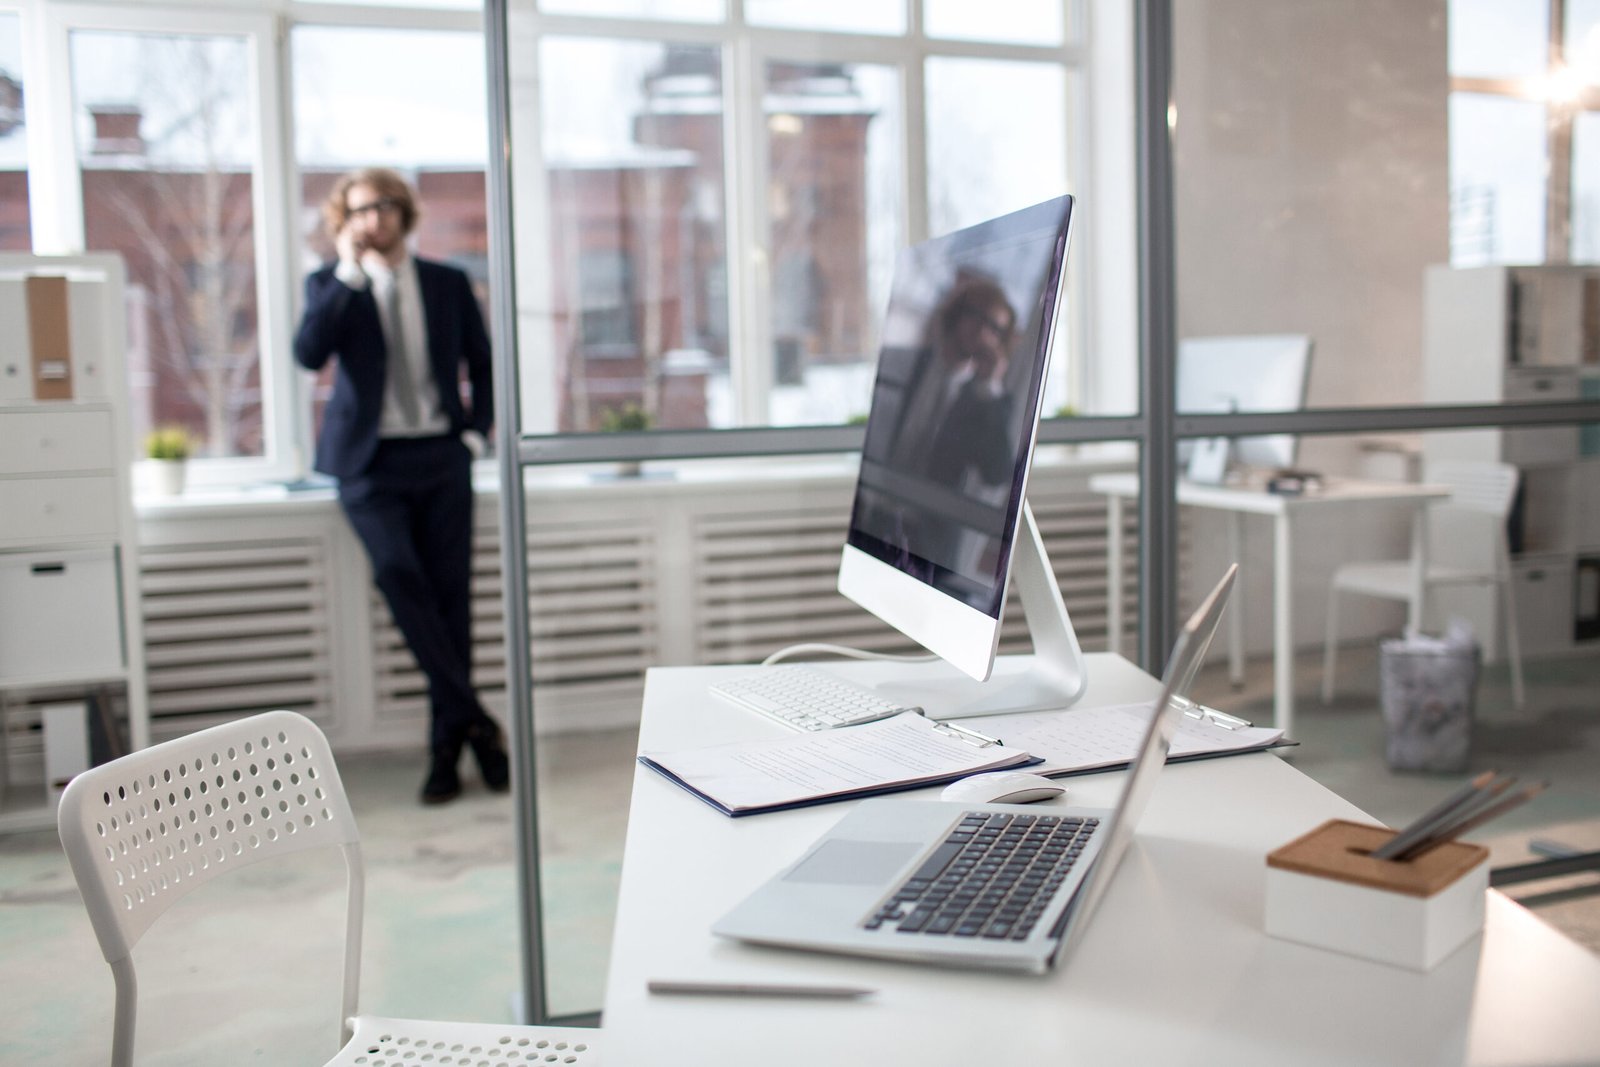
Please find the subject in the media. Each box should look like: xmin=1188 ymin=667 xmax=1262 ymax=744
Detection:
xmin=486 ymin=0 xmax=1600 ymax=1026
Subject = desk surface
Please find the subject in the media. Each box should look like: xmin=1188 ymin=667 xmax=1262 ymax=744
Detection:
xmin=603 ymin=654 xmax=1600 ymax=1067
xmin=1089 ymin=471 xmax=1451 ymax=515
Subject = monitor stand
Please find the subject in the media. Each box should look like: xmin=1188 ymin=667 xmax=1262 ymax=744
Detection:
xmin=875 ymin=501 xmax=1089 ymax=721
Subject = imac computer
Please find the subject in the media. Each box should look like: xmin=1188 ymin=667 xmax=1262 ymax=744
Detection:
xmin=1176 ymin=334 xmax=1314 ymax=472
xmin=837 ymin=195 xmax=1084 ymax=720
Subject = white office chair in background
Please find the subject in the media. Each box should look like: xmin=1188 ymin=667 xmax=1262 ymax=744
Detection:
xmin=57 ymin=709 xmax=599 ymax=1066
xmin=1321 ymin=460 xmax=1525 ymax=709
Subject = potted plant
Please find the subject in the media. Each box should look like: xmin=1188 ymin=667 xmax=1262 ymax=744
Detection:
xmin=144 ymin=425 xmax=194 ymax=497
xmin=598 ymin=404 xmax=652 ymax=476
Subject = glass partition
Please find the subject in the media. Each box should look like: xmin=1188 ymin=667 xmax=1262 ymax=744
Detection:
xmin=1170 ymin=0 xmax=1600 ymax=923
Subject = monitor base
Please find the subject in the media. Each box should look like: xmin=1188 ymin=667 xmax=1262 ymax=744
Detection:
xmin=873 ymin=501 xmax=1087 ymax=720
xmin=871 ymin=654 xmax=1085 ymax=721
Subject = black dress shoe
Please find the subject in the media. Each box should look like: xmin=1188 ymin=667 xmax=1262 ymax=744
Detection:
xmin=467 ymin=720 xmax=511 ymax=793
xmin=421 ymin=752 xmax=462 ymax=805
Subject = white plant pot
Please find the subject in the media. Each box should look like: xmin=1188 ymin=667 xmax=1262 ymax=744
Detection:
xmin=148 ymin=459 xmax=187 ymax=497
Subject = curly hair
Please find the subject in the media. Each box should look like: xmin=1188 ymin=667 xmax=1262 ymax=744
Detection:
xmin=321 ymin=167 xmax=420 ymax=240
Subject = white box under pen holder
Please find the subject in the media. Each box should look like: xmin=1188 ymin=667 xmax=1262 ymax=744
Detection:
xmin=1265 ymin=819 xmax=1489 ymax=972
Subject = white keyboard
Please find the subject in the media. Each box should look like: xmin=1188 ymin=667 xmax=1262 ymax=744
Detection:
xmin=709 ymin=665 xmax=923 ymax=731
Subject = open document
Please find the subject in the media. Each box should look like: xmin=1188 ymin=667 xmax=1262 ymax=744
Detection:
xmin=957 ymin=701 xmax=1289 ymax=778
xmin=639 ymin=712 xmax=1038 ymax=817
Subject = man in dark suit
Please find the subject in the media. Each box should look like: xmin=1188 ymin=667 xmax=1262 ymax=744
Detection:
xmin=294 ymin=167 xmax=507 ymax=805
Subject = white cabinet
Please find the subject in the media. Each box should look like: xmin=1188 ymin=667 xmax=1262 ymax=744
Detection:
xmin=1423 ymin=264 xmax=1600 ymax=659
xmin=0 ymin=255 xmax=146 ymax=832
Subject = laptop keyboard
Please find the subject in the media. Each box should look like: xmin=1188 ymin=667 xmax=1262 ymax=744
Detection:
xmin=863 ymin=811 xmax=1099 ymax=941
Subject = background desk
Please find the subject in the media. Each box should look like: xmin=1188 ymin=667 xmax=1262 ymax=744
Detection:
xmin=601 ymin=655 xmax=1600 ymax=1067
xmin=1090 ymin=473 xmax=1450 ymax=738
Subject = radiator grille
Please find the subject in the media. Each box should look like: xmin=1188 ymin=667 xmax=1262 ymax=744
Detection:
xmin=369 ymin=505 xmax=659 ymax=734
xmin=139 ymin=537 xmax=335 ymax=742
xmin=125 ymin=467 xmax=1136 ymax=746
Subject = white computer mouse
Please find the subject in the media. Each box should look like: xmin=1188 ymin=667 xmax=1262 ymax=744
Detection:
xmin=939 ymin=770 xmax=1066 ymax=805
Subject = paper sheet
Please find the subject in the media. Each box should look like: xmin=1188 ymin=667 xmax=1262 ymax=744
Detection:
xmin=639 ymin=712 xmax=1034 ymax=815
xmin=957 ymin=702 xmax=1284 ymax=777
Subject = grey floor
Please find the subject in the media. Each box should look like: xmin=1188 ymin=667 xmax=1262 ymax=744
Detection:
xmin=2 ymin=645 xmax=1598 ymax=1064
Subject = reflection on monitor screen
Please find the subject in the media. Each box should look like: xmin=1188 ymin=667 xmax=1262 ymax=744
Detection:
xmin=838 ymin=196 xmax=1085 ymax=717
xmin=849 ymin=203 xmax=1069 ymax=618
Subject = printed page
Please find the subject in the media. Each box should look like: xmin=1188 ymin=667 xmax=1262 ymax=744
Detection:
xmin=957 ymin=702 xmax=1284 ymax=777
xmin=640 ymin=712 xmax=1032 ymax=813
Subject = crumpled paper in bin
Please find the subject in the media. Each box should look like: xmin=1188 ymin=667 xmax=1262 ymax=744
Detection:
xmin=1378 ymin=620 xmax=1480 ymax=773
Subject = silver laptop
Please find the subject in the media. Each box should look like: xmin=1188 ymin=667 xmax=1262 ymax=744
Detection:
xmin=712 ymin=565 xmax=1238 ymax=974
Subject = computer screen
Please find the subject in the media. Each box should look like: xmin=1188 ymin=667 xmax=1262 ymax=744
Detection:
xmin=838 ymin=196 xmax=1081 ymax=702
xmin=1176 ymin=334 xmax=1313 ymax=471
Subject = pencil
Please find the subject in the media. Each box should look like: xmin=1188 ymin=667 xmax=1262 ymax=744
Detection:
xmin=1371 ymin=770 xmax=1500 ymax=861
xmin=1395 ymin=782 xmax=1548 ymax=862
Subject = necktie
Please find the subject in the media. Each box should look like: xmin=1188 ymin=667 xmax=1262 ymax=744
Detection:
xmin=383 ymin=278 xmax=422 ymax=430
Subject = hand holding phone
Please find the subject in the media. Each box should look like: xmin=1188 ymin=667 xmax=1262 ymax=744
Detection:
xmin=336 ymin=222 xmax=367 ymax=268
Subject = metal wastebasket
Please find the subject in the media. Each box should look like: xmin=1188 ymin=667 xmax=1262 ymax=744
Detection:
xmin=1378 ymin=633 xmax=1481 ymax=773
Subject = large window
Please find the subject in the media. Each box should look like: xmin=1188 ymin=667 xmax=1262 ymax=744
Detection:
xmin=1449 ymin=0 xmax=1600 ymax=264
xmin=291 ymin=22 xmax=490 ymax=441
xmin=12 ymin=0 xmax=1089 ymax=475
xmin=0 ymin=12 xmax=27 ymax=251
xmin=70 ymin=28 xmax=266 ymax=460
xmin=510 ymin=3 xmax=1089 ymax=436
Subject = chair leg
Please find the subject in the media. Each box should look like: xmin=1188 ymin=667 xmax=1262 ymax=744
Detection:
xmin=1322 ymin=583 xmax=1341 ymax=704
xmin=1498 ymin=536 xmax=1526 ymax=710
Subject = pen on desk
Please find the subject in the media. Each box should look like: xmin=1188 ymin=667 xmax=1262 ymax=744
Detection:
xmin=1394 ymin=781 xmax=1548 ymax=862
xmin=647 ymin=979 xmax=876 ymax=999
xmin=1371 ymin=769 xmax=1500 ymax=861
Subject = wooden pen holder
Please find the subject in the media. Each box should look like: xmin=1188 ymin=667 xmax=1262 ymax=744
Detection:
xmin=1265 ymin=819 xmax=1489 ymax=971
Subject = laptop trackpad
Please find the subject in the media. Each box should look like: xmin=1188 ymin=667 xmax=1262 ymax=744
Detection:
xmin=784 ymin=840 xmax=921 ymax=886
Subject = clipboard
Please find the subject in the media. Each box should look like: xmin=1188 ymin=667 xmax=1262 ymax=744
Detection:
xmin=638 ymin=711 xmax=1041 ymax=818
xmin=962 ymin=700 xmax=1292 ymax=779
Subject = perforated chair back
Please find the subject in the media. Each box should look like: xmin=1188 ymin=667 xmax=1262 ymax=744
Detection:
xmin=58 ymin=710 xmax=364 ymax=1066
xmin=1426 ymin=459 xmax=1519 ymax=520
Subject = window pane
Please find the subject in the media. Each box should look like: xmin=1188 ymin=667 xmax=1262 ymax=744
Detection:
xmin=1450 ymin=0 xmax=1549 ymax=80
xmin=0 ymin=14 xmax=28 ymax=251
xmin=1574 ymin=112 xmax=1600 ymax=261
xmin=1567 ymin=0 xmax=1600 ymax=79
xmin=1449 ymin=92 xmax=1546 ymax=266
xmin=539 ymin=0 xmax=723 ymax=22
xmin=746 ymin=0 xmax=904 ymax=36
xmin=764 ymin=60 xmax=901 ymax=426
xmin=292 ymin=26 xmax=491 ymax=438
xmin=537 ymin=38 xmax=730 ymax=434
xmin=72 ymin=31 xmax=262 ymax=459
xmin=924 ymin=0 xmax=1065 ymax=46
xmin=925 ymin=58 xmax=1069 ymax=237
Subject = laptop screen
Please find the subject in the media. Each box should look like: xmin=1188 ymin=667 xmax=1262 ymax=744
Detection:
xmin=1051 ymin=565 xmax=1237 ymax=956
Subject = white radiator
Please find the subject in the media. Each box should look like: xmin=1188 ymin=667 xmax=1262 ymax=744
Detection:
xmin=131 ymin=463 xmax=1138 ymax=746
xmin=139 ymin=537 xmax=337 ymax=743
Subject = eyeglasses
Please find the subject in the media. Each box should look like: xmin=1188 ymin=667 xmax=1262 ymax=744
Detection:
xmin=965 ymin=309 xmax=1014 ymax=338
xmin=348 ymin=198 xmax=402 ymax=220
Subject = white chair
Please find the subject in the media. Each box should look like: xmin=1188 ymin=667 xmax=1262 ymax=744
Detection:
xmin=1321 ymin=460 xmax=1525 ymax=709
xmin=57 ymin=709 xmax=599 ymax=1066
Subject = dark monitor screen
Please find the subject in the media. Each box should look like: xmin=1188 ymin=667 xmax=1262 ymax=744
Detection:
xmin=845 ymin=196 xmax=1074 ymax=620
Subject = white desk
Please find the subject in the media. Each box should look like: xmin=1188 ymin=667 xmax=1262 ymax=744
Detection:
xmin=1090 ymin=473 xmax=1450 ymax=739
xmin=601 ymin=655 xmax=1600 ymax=1066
